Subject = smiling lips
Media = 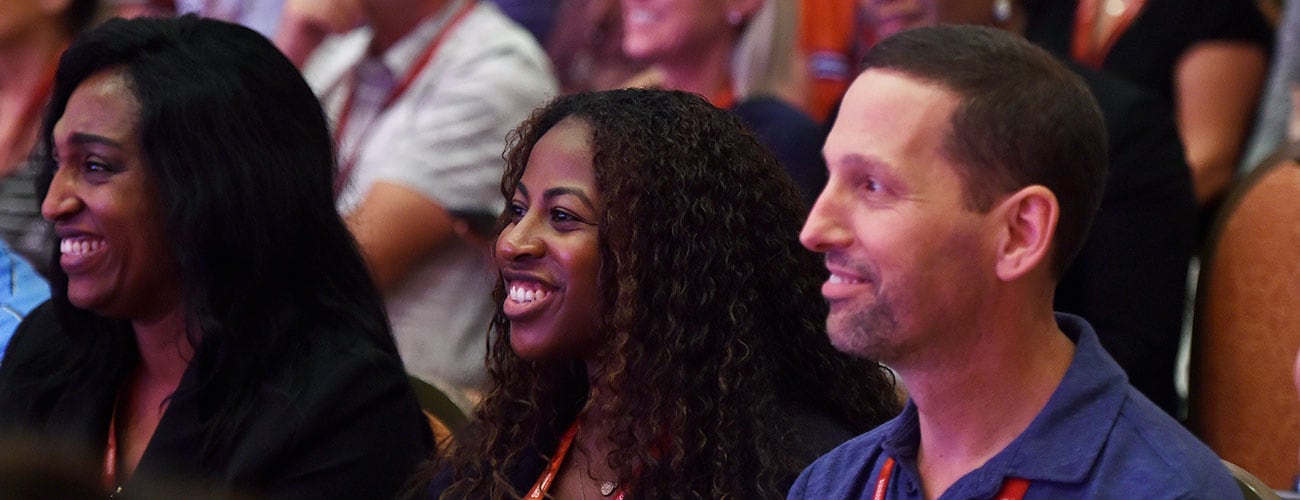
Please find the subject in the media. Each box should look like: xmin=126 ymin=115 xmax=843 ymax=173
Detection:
xmin=822 ymin=269 xmax=875 ymax=302
xmin=624 ymin=7 xmax=659 ymax=27
xmin=829 ymin=273 xmax=866 ymax=285
xmin=508 ymin=284 xmax=550 ymax=303
xmin=61 ymin=237 xmax=105 ymax=255
xmin=503 ymin=281 xmax=555 ymax=319
xmin=59 ymin=236 xmax=107 ymax=273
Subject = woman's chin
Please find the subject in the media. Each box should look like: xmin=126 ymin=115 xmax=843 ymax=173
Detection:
xmin=509 ymin=327 xmax=553 ymax=361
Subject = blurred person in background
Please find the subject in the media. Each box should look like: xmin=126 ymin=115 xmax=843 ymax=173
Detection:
xmin=284 ymin=0 xmax=558 ymax=402
xmin=620 ymin=0 xmax=828 ymax=203
xmin=0 ymin=0 xmax=100 ymax=275
xmin=1023 ymin=0 xmax=1272 ymax=208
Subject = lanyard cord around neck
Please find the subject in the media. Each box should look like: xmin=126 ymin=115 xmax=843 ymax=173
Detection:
xmin=526 ymin=419 xmax=629 ymax=500
xmin=330 ymin=0 xmax=478 ymax=197
xmin=874 ymin=457 xmax=1029 ymax=500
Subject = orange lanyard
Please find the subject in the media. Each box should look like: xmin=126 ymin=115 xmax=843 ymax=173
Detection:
xmin=527 ymin=420 xmax=628 ymax=500
xmin=874 ymin=457 xmax=1029 ymax=500
xmin=331 ymin=0 xmax=478 ymax=196
xmin=103 ymin=399 xmax=120 ymax=491
xmin=711 ymin=84 xmax=735 ymax=110
xmin=1070 ymin=0 xmax=1147 ymax=69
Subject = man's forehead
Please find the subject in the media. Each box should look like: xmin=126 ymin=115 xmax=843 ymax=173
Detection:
xmin=824 ymin=70 xmax=958 ymax=162
xmin=844 ymin=69 xmax=959 ymax=112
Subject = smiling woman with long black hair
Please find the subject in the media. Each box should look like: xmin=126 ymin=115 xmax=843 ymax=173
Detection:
xmin=0 ymin=15 xmax=433 ymax=498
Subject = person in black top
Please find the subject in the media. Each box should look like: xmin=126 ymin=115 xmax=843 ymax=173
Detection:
xmin=0 ymin=15 xmax=432 ymax=498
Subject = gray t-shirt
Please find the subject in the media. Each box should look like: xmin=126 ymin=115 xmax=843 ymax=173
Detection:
xmin=304 ymin=1 xmax=558 ymax=393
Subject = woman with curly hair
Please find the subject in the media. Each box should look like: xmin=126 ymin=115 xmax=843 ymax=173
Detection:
xmin=422 ymin=88 xmax=899 ymax=499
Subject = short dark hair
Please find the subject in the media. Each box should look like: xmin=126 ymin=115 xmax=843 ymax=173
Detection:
xmin=862 ymin=25 xmax=1108 ymax=277
xmin=36 ymin=15 xmax=394 ymax=455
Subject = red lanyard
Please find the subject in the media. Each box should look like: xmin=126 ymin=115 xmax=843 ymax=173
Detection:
xmin=527 ymin=420 xmax=628 ymax=500
xmin=1070 ymin=0 xmax=1147 ymax=69
xmin=331 ymin=0 xmax=478 ymax=196
xmin=103 ymin=398 xmax=120 ymax=491
xmin=874 ymin=457 xmax=1029 ymax=500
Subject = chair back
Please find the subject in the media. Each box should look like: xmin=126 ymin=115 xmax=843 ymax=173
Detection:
xmin=1224 ymin=459 xmax=1284 ymax=500
xmin=407 ymin=374 xmax=470 ymax=451
xmin=1189 ymin=143 xmax=1300 ymax=489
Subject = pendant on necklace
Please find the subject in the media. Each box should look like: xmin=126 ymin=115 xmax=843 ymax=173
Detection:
xmin=1104 ymin=0 xmax=1127 ymax=17
xmin=599 ymin=481 xmax=618 ymax=496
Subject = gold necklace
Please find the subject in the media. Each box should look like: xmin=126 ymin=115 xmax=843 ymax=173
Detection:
xmin=576 ymin=472 xmax=618 ymax=499
xmin=580 ymin=445 xmax=619 ymax=497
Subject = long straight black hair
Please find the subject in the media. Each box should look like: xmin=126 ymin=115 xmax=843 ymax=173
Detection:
xmin=35 ymin=15 xmax=396 ymax=457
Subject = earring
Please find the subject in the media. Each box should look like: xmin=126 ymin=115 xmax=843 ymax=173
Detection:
xmin=727 ymin=10 xmax=744 ymax=26
xmin=993 ymin=0 xmax=1013 ymax=23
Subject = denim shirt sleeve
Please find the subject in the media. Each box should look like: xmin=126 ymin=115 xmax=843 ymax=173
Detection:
xmin=0 ymin=244 xmax=51 ymax=363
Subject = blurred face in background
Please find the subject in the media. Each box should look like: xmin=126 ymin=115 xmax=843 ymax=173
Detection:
xmin=621 ymin=0 xmax=754 ymax=61
xmin=862 ymin=0 xmax=996 ymax=39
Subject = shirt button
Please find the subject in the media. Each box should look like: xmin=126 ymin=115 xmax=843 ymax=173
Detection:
xmin=905 ymin=479 xmax=917 ymax=494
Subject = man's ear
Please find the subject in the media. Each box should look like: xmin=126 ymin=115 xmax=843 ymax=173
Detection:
xmin=992 ymin=185 xmax=1058 ymax=282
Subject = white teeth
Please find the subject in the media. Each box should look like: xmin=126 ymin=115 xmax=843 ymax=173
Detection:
xmin=627 ymin=8 xmax=656 ymax=24
xmin=509 ymin=285 xmax=549 ymax=303
xmin=60 ymin=237 xmax=105 ymax=256
xmin=829 ymin=274 xmax=864 ymax=285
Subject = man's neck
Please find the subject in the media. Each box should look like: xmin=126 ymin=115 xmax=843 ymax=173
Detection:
xmin=365 ymin=0 xmax=453 ymax=55
xmin=898 ymin=311 xmax=1074 ymax=499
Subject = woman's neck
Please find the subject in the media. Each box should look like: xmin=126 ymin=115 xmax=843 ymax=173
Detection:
xmin=573 ymin=384 xmax=620 ymax=496
xmin=130 ymin=305 xmax=194 ymax=386
xmin=579 ymin=355 xmax=618 ymax=443
xmin=654 ymin=34 xmax=736 ymax=105
xmin=113 ymin=306 xmax=193 ymax=485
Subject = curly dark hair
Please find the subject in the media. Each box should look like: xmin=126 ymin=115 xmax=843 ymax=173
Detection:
xmin=436 ymin=89 xmax=899 ymax=498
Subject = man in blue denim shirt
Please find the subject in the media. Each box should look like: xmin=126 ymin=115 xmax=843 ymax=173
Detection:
xmin=0 ymin=239 xmax=49 ymax=361
xmin=792 ymin=25 xmax=1238 ymax=499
